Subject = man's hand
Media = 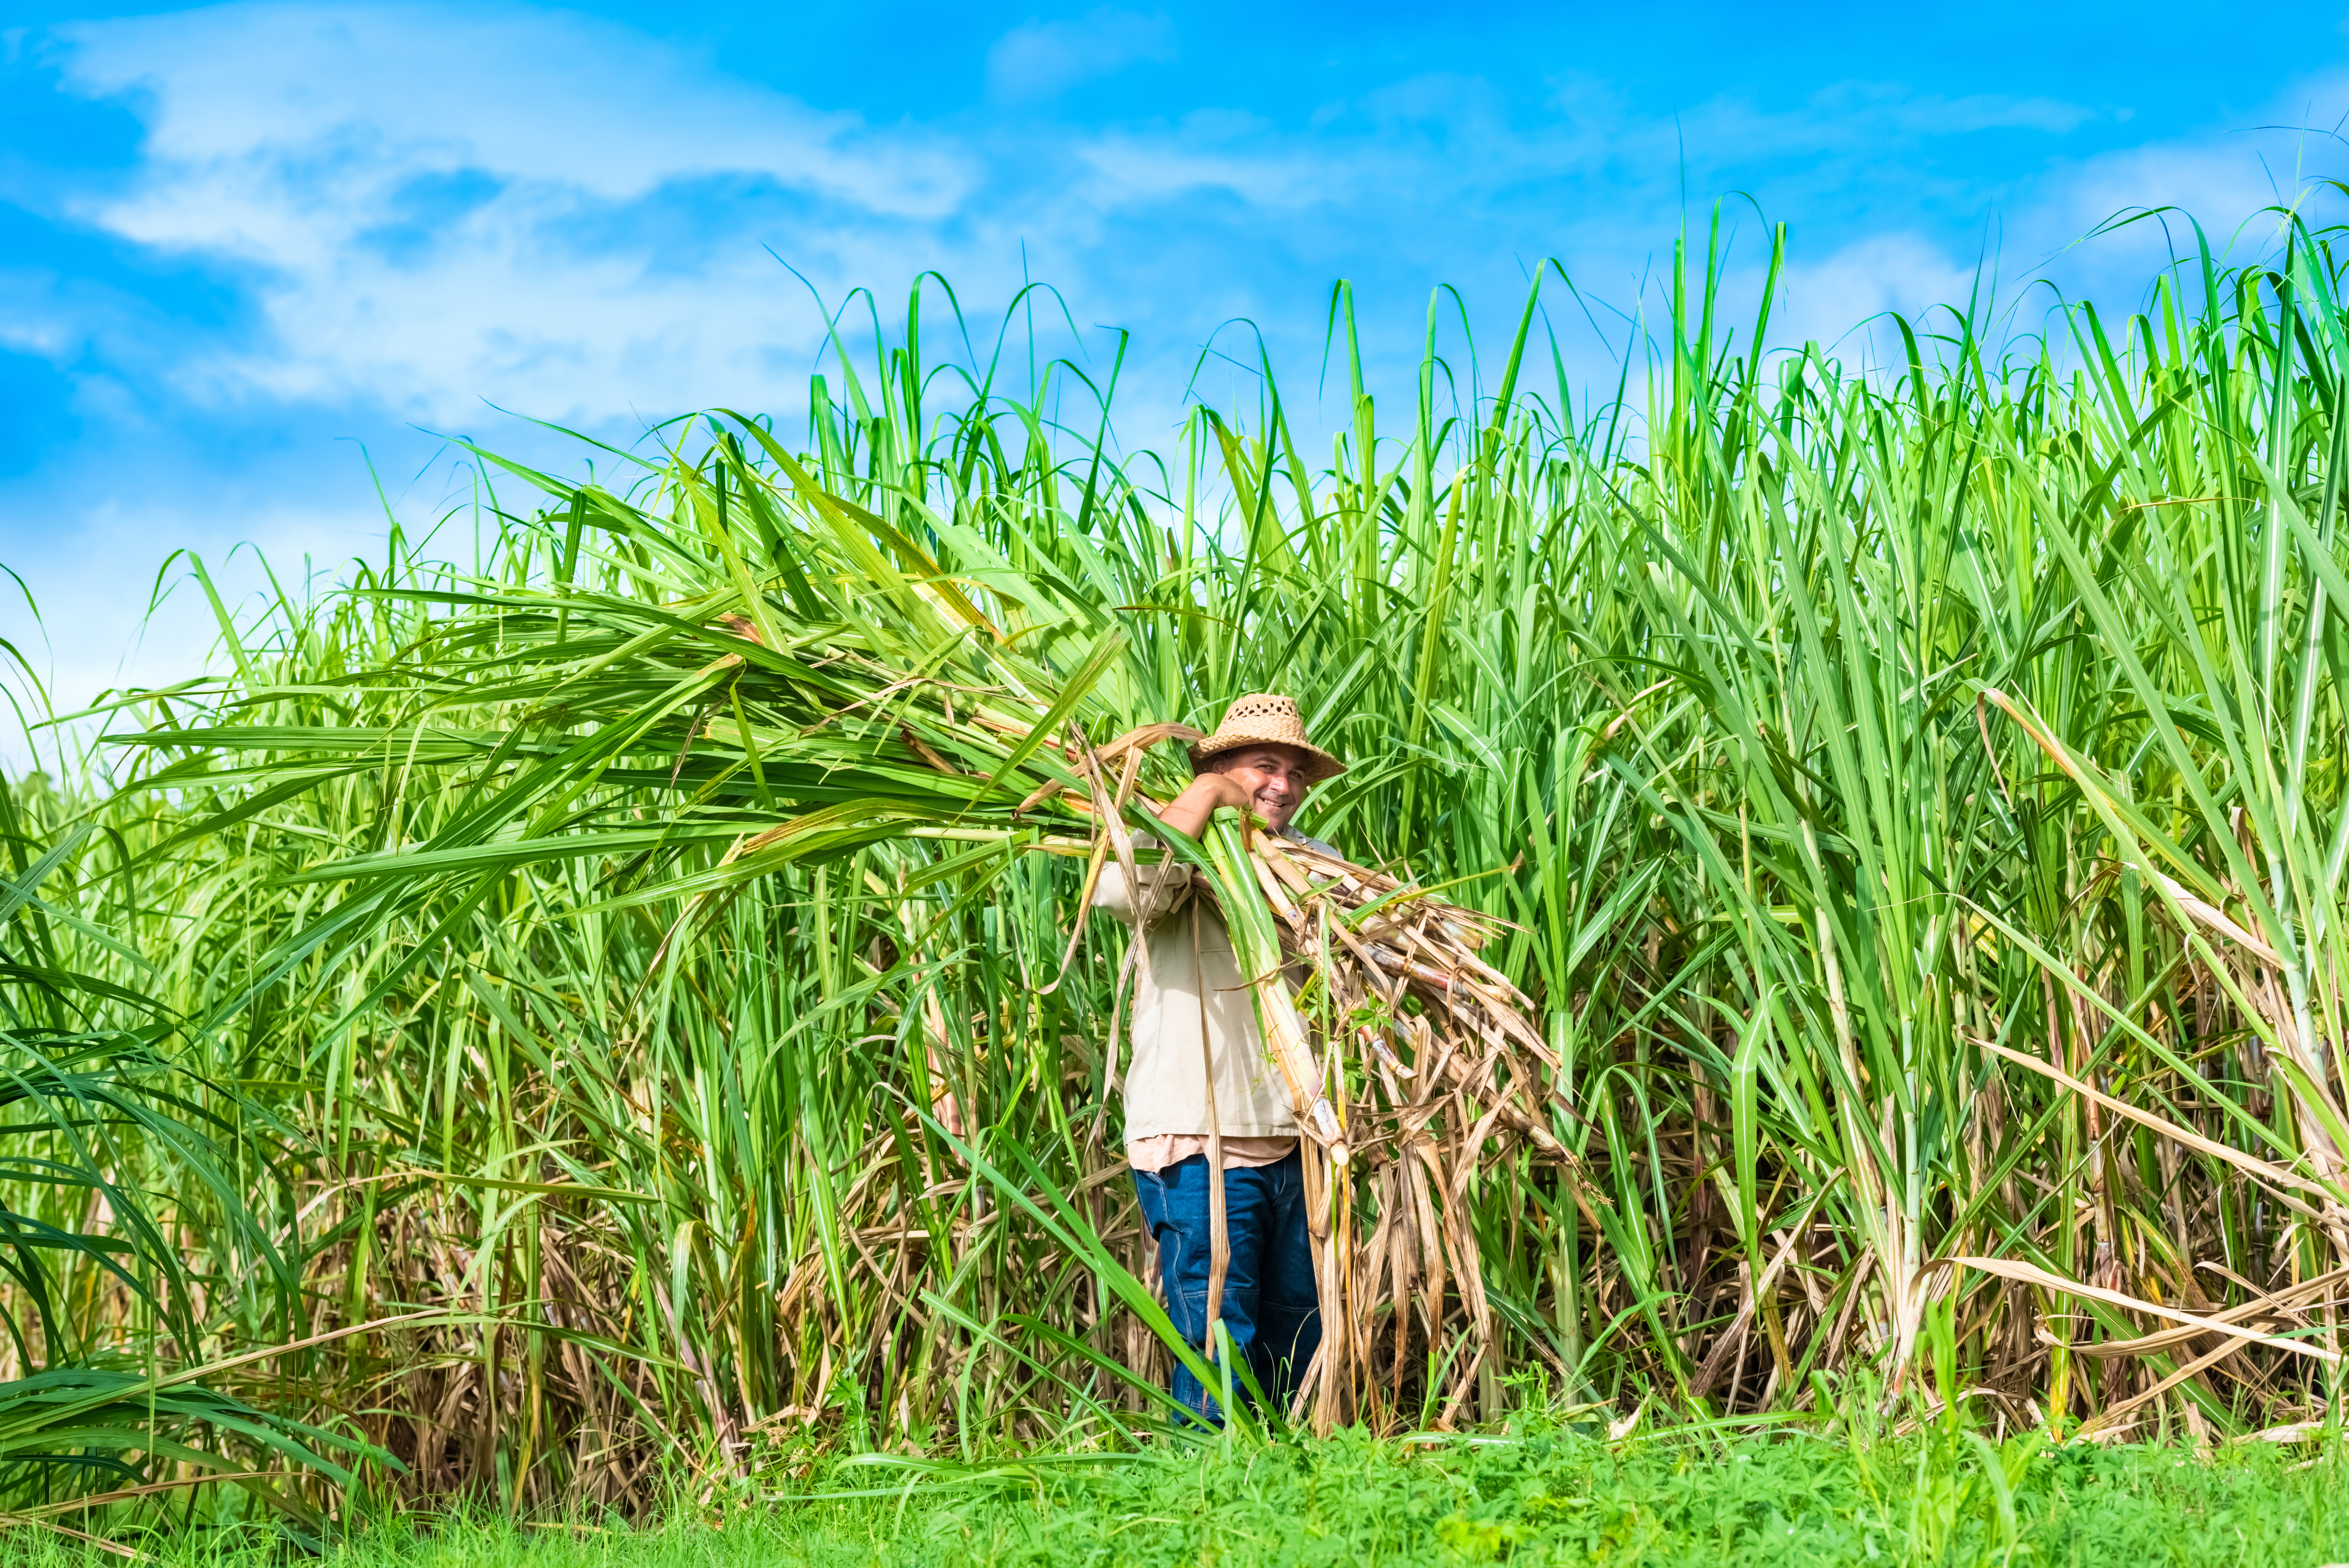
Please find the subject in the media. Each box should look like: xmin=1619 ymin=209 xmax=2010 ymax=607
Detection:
xmin=1154 ymin=770 xmax=1258 ymax=842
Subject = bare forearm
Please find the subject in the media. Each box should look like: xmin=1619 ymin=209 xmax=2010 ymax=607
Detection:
xmin=1154 ymin=775 xmax=1242 ymax=842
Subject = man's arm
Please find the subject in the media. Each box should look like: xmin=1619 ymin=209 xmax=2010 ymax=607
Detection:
xmin=1093 ymin=773 xmax=1258 ymax=926
xmin=1153 ymin=770 xmax=1256 ymax=842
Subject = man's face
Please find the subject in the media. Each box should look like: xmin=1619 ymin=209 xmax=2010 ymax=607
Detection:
xmin=1212 ymin=744 xmax=1314 ymax=832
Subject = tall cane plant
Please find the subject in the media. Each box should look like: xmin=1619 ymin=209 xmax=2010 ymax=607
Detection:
xmin=12 ymin=212 xmax=2349 ymax=1513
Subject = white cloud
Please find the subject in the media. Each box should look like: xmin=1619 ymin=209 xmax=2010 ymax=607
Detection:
xmin=1797 ymin=84 xmax=2098 ymax=137
xmin=1771 ymin=232 xmax=1985 ymax=361
xmin=59 ymin=4 xmax=968 ymax=213
xmin=16 ymin=0 xmax=2349 ymax=746
xmin=1078 ymin=114 xmax=1340 ymax=208
xmin=48 ymin=2 xmax=989 ymax=426
xmin=986 ymin=9 xmax=1174 ymax=102
xmin=0 ymin=270 xmax=78 ymax=358
xmin=0 ymin=491 xmax=387 ymax=775
xmin=25 ymin=0 xmax=2345 ymax=452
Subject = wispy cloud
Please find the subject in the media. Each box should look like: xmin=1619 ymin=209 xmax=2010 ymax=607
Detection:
xmin=17 ymin=0 xmax=2347 ymax=478
xmin=1771 ymin=232 xmax=1987 ymax=355
xmin=7 ymin=0 xmax=2349 ymax=740
xmin=59 ymin=3 xmax=970 ymax=212
xmin=45 ymin=2 xmax=987 ymax=422
xmin=986 ymin=9 xmax=1175 ymax=102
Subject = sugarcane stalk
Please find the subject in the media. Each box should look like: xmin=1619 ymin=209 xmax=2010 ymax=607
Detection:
xmin=1191 ymin=909 xmax=1231 ymax=1374
xmin=1201 ymin=812 xmax=1347 ymax=1161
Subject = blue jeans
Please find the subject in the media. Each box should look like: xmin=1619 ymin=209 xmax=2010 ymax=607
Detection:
xmin=1130 ymin=1149 xmax=1321 ymax=1423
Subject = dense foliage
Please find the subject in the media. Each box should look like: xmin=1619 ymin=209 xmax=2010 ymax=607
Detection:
xmin=8 ymin=217 xmax=2349 ymax=1522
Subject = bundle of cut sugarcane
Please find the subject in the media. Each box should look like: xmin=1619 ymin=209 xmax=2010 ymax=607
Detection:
xmin=1051 ymin=725 xmax=1576 ymax=1431
xmin=1201 ymin=824 xmax=1577 ymax=1431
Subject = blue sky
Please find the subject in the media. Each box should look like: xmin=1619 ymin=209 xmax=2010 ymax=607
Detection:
xmin=5 ymin=0 xmax=2349 ymax=757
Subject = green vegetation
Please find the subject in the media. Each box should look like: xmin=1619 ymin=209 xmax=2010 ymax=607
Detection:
xmin=9 ymin=1416 xmax=2349 ymax=1564
xmin=8 ymin=211 xmax=2349 ymax=1536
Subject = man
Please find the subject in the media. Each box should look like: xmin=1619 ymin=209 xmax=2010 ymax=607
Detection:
xmin=1094 ymin=692 xmax=1345 ymax=1422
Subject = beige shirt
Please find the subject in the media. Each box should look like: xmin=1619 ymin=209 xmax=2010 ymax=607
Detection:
xmin=1126 ymin=1134 xmax=1297 ymax=1173
xmin=1098 ymin=832 xmax=1335 ymax=1167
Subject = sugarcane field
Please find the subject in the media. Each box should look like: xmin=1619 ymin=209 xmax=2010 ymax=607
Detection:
xmin=12 ymin=9 xmax=2349 ymax=1559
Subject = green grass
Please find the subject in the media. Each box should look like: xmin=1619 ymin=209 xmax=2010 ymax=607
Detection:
xmin=10 ymin=1415 xmax=2348 ymax=1566
xmin=760 ymin=1428 xmax=2344 ymax=1566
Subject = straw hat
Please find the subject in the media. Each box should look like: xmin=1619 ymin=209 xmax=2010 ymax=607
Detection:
xmin=1186 ymin=693 xmax=1346 ymax=783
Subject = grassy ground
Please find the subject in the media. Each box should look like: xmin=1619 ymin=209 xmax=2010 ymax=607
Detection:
xmin=11 ymin=1419 xmax=2345 ymax=1567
